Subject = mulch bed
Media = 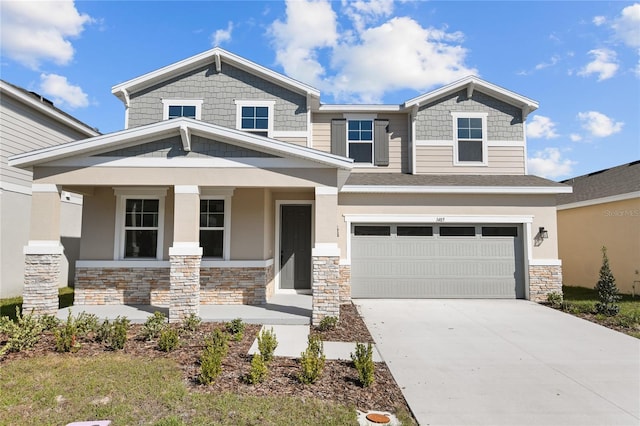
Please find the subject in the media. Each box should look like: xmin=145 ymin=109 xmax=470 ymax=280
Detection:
xmin=1 ymin=303 xmax=413 ymax=418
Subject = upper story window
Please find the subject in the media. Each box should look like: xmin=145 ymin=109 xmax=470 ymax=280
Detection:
xmin=452 ymin=112 xmax=488 ymax=166
xmin=162 ymin=99 xmax=203 ymax=120
xmin=114 ymin=188 xmax=167 ymax=260
xmin=235 ymin=100 xmax=275 ymax=137
xmin=348 ymin=120 xmax=373 ymax=163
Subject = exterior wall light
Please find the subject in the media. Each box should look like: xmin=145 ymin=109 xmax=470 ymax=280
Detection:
xmin=538 ymin=227 xmax=549 ymax=239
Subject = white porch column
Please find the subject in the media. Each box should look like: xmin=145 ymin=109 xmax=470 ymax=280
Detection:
xmin=23 ymin=184 xmax=64 ymax=315
xmin=169 ymin=185 xmax=202 ymax=322
xmin=311 ymin=187 xmax=341 ymax=326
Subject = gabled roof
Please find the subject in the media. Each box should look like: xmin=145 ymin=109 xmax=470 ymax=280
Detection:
xmin=557 ymin=160 xmax=640 ymax=206
xmin=343 ymin=173 xmax=571 ymax=194
xmin=0 ymin=80 xmax=100 ymax=137
xmin=8 ymin=118 xmax=353 ymax=170
xmin=111 ymin=47 xmax=321 ymax=104
xmin=403 ymin=76 xmax=538 ymax=116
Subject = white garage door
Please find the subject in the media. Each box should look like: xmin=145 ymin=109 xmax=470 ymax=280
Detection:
xmin=351 ymin=224 xmax=525 ymax=298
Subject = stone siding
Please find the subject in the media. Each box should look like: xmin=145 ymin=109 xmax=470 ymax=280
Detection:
xmin=200 ymin=264 xmax=273 ymax=305
xmin=529 ymin=264 xmax=563 ymax=302
xmin=75 ymin=267 xmax=170 ymax=305
xmin=312 ymin=256 xmax=341 ymax=326
xmin=23 ymin=254 xmax=61 ymax=316
xmin=339 ymin=264 xmax=351 ymax=303
xmin=169 ymin=255 xmax=201 ymax=322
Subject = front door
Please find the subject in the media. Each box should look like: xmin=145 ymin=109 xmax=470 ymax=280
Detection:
xmin=280 ymin=205 xmax=311 ymax=290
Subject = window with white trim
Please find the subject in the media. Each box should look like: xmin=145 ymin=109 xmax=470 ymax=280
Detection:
xmin=200 ymin=199 xmax=225 ymax=258
xmin=235 ymin=100 xmax=275 ymax=137
xmin=114 ymin=188 xmax=167 ymax=260
xmin=161 ymin=99 xmax=203 ymax=120
xmin=452 ymin=112 xmax=488 ymax=165
xmin=348 ymin=119 xmax=373 ymax=163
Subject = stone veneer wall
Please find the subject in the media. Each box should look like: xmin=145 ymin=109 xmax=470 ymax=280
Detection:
xmin=339 ymin=264 xmax=351 ymax=304
xmin=169 ymin=255 xmax=201 ymax=322
xmin=75 ymin=267 xmax=170 ymax=305
xmin=200 ymin=264 xmax=274 ymax=305
xmin=23 ymin=254 xmax=61 ymax=315
xmin=312 ymin=256 xmax=341 ymax=326
xmin=529 ymin=264 xmax=563 ymax=302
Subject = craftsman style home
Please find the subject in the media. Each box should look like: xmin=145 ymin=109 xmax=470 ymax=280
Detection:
xmin=9 ymin=48 xmax=570 ymax=324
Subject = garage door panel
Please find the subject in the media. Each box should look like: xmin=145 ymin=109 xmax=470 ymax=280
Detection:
xmin=351 ymin=278 xmax=519 ymax=299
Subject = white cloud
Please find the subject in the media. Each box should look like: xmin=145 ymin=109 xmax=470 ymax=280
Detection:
xmin=534 ymin=55 xmax=560 ymax=71
xmin=211 ymin=21 xmax=233 ymax=46
xmin=593 ymin=16 xmax=607 ymax=26
xmin=39 ymin=73 xmax=89 ymax=108
xmin=526 ymin=115 xmax=558 ymax=139
xmin=578 ymin=49 xmax=619 ymax=81
xmin=0 ymin=1 xmax=92 ymax=69
xmin=569 ymin=133 xmax=582 ymax=142
xmin=528 ymin=148 xmax=576 ymax=179
xmin=612 ymin=3 xmax=640 ymax=48
xmin=577 ymin=111 xmax=623 ymax=137
xmin=269 ymin=0 xmax=476 ymax=103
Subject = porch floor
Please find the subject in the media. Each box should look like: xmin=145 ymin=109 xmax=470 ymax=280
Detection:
xmin=56 ymin=293 xmax=312 ymax=325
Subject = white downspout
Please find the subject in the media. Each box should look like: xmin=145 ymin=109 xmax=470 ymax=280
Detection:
xmin=122 ymin=88 xmax=130 ymax=130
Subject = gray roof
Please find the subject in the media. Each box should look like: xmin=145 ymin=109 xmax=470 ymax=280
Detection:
xmin=557 ymin=160 xmax=640 ymax=205
xmin=345 ymin=173 xmax=569 ymax=188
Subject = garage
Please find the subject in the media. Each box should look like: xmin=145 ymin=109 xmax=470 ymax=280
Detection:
xmin=350 ymin=224 xmax=525 ymax=298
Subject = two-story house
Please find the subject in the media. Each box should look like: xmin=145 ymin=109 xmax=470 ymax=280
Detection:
xmin=9 ymin=48 xmax=570 ymax=324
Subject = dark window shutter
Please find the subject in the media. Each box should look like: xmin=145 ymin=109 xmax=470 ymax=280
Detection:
xmin=330 ymin=119 xmax=347 ymax=156
xmin=374 ymin=119 xmax=389 ymax=166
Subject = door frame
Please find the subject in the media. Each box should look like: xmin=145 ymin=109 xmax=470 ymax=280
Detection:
xmin=275 ymin=200 xmax=315 ymax=294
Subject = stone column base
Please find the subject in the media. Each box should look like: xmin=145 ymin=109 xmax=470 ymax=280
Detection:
xmin=529 ymin=264 xmax=563 ymax=302
xmin=339 ymin=264 xmax=351 ymax=304
xmin=23 ymin=253 xmax=61 ymax=316
xmin=169 ymin=254 xmax=201 ymax=323
xmin=312 ymin=255 xmax=341 ymax=326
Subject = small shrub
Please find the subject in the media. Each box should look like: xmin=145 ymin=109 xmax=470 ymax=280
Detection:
xmin=55 ymin=310 xmax=81 ymax=353
xmin=0 ymin=307 xmax=44 ymax=356
xmin=142 ymin=311 xmax=167 ymax=340
xmin=257 ymin=327 xmax=278 ymax=362
xmin=226 ymin=318 xmax=245 ymax=341
xmin=96 ymin=316 xmax=130 ymax=350
xmin=595 ymin=246 xmax=621 ymax=316
xmin=351 ymin=342 xmax=375 ymax=387
xmin=546 ymin=292 xmax=563 ymax=309
xmin=198 ymin=329 xmax=229 ymax=385
xmin=245 ymin=353 xmax=268 ymax=384
xmin=74 ymin=312 xmax=99 ymax=335
xmin=182 ymin=313 xmax=201 ymax=333
xmin=317 ymin=316 xmax=338 ymax=331
xmin=39 ymin=314 xmax=61 ymax=331
xmin=158 ymin=327 xmax=180 ymax=352
xmin=298 ymin=335 xmax=325 ymax=384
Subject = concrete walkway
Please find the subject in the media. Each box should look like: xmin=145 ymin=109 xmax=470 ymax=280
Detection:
xmin=356 ymin=299 xmax=640 ymax=426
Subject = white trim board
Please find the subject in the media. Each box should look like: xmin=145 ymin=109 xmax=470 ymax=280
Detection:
xmin=341 ymin=185 xmax=572 ymax=194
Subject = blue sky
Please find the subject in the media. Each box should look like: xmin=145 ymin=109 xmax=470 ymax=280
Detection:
xmin=1 ymin=0 xmax=638 ymax=180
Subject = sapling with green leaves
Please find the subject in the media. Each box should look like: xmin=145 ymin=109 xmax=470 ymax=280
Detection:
xmin=595 ymin=246 xmax=621 ymax=316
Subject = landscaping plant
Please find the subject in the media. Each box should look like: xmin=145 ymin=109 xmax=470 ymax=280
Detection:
xmin=142 ymin=311 xmax=168 ymax=340
xmin=351 ymin=342 xmax=375 ymax=387
xmin=226 ymin=317 xmax=245 ymax=341
xmin=245 ymin=353 xmax=269 ymax=384
xmin=182 ymin=313 xmax=201 ymax=333
xmin=595 ymin=246 xmax=621 ymax=316
xmin=257 ymin=327 xmax=278 ymax=362
xmin=158 ymin=327 xmax=180 ymax=352
xmin=96 ymin=316 xmax=130 ymax=350
xmin=317 ymin=316 xmax=338 ymax=331
xmin=198 ymin=328 xmax=229 ymax=384
xmin=546 ymin=292 xmax=564 ymax=309
xmin=0 ymin=307 xmax=44 ymax=356
xmin=298 ymin=335 xmax=325 ymax=384
xmin=55 ymin=310 xmax=81 ymax=353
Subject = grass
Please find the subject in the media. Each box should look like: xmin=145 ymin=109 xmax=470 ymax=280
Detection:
xmin=0 ymin=287 xmax=73 ymax=320
xmin=0 ymin=354 xmax=358 ymax=425
xmin=561 ymin=286 xmax=640 ymax=338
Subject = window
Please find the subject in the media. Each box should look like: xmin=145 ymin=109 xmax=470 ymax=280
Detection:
xmin=398 ymin=226 xmax=433 ymax=237
xmin=452 ymin=112 xmax=487 ymax=165
xmin=348 ymin=120 xmax=373 ymax=163
xmin=114 ymin=188 xmax=167 ymax=260
xmin=161 ymin=99 xmax=203 ymax=120
xmin=200 ymin=199 xmax=225 ymax=257
xmin=235 ymin=100 xmax=275 ymax=137
xmin=482 ymin=226 xmax=518 ymax=237
xmin=354 ymin=225 xmax=390 ymax=236
xmin=439 ymin=226 xmax=475 ymax=237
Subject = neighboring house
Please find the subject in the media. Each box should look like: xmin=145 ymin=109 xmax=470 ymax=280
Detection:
xmin=9 ymin=48 xmax=570 ymax=324
xmin=557 ymin=161 xmax=640 ymax=294
xmin=0 ymin=80 xmax=99 ymax=298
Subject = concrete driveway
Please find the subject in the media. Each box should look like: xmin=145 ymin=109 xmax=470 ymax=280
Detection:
xmin=356 ymin=300 xmax=640 ymax=426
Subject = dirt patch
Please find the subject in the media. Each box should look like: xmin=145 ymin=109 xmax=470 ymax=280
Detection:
xmin=1 ymin=303 xmax=412 ymax=418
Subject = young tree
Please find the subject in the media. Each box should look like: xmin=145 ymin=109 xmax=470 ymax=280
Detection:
xmin=594 ymin=246 xmax=621 ymax=316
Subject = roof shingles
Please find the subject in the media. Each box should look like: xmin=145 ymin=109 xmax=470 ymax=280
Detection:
xmin=557 ymin=161 xmax=640 ymax=205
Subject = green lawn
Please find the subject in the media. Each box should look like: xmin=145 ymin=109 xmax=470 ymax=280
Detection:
xmin=561 ymin=286 xmax=640 ymax=338
xmin=0 ymin=354 xmax=358 ymax=426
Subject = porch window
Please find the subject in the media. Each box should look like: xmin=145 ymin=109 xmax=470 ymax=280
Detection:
xmin=234 ymin=100 xmax=275 ymax=137
xmin=200 ymin=199 xmax=225 ymax=258
xmin=161 ymin=99 xmax=203 ymax=120
xmin=124 ymin=199 xmax=159 ymax=258
xmin=451 ymin=112 xmax=488 ymax=165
